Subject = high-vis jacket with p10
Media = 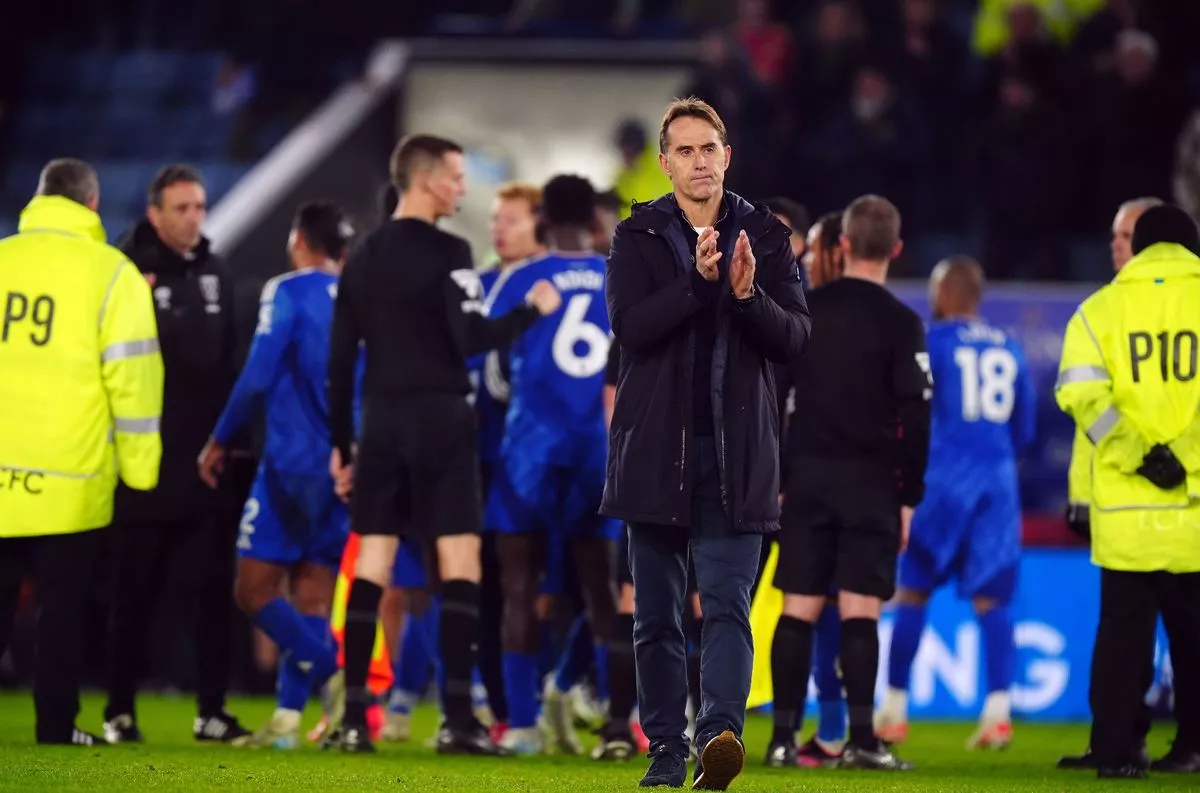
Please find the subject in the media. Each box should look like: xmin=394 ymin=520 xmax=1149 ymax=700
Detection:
xmin=0 ymin=195 xmax=164 ymax=538
xmin=1055 ymin=242 xmax=1200 ymax=573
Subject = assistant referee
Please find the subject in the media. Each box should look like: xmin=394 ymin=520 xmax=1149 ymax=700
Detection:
xmin=0 ymin=158 xmax=164 ymax=744
xmin=326 ymin=134 xmax=561 ymax=754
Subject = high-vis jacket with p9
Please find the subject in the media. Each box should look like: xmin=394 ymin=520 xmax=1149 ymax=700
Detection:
xmin=1055 ymin=242 xmax=1200 ymax=573
xmin=0 ymin=196 xmax=164 ymax=538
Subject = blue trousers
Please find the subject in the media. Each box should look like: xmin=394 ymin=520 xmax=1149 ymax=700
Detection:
xmin=628 ymin=438 xmax=762 ymax=756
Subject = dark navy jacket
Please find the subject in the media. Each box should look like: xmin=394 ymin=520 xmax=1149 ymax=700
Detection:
xmin=601 ymin=191 xmax=812 ymax=533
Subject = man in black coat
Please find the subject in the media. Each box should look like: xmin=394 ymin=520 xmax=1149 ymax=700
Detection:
xmin=602 ymin=97 xmax=811 ymax=790
xmin=103 ymin=164 xmax=251 ymax=745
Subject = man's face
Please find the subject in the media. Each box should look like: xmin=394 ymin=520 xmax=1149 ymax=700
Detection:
xmin=660 ymin=116 xmax=730 ymax=204
xmin=772 ymin=212 xmax=806 ymax=261
xmin=593 ymin=206 xmax=619 ymax=255
xmin=738 ymin=0 xmax=767 ymax=27
xmin=490 ymin=195 xmax=539 ymax=263
xmin=1008 ymin=4 xmax=1041 ymax=44
xmin=904 ymin=0 xmax=934 ymax=28
xmin=148 ymin=180 xmax=206 ymax=254
xmin=803 ymin=223 xmax=842 ymax=288
xmin=1112 ymin=205 xmax=1147 ymax=271
xmin=817 ymin=1 xmax=851 ymax=44
xmin=424 ymin=152 xmax=467 ymax=219
xmin=1117 ymin=44 xmax=1154 ymax=85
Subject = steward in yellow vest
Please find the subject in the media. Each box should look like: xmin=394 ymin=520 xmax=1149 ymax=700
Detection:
xmin=1055 ymin=204 xmax=1200 ymax=778
xmin=0 ymin=159 xmax=162 ymax=746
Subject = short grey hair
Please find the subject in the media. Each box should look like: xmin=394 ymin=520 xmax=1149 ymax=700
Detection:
xmin=1117 ymin=29 xmax=1159 ymax=61
xmin=37 ymin=158 xmax=99 ymax=207
xmin=1117 ymin=196 xmax=1164 ymax=217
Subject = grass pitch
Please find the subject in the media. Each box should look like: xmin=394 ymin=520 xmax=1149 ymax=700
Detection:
xmin=0 ymin=692 xmax=1193 ymax=791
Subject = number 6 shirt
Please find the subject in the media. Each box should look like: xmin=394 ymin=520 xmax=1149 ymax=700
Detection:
xmin=483 ymin=251 xmax=611 ymax=463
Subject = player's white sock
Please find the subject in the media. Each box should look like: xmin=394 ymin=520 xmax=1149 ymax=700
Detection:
xmin=880 ymin=687 xmax=909 ymax=723
xmin=980 ymin=691 xmax=1011 ymax=725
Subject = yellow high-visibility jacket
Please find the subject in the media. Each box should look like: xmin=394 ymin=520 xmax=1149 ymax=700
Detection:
xmin=1067 ymin=427 xmax=1092 ymax=509
xmin=1055 ymin=242 xmax=1200 ymax=572
xmin=0 ymin=195 xmax=164 ymax=538
xmin=972 ymin=0 xmax=1104 ymax=57
xmin=614 ymin=145 xmax=673 ymax=220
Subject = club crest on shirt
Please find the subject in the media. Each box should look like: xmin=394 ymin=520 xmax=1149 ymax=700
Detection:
xmin=153 ymin=285 xmax=172 ymax=310
xmin=200 ymin=274 xmax=221 ymax=314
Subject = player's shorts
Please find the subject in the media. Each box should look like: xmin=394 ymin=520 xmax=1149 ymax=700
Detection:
xmin=898 ymin=472 xmax=1022 ymax=603
xmin=390 ymin=538 xmax=428 ymax=590
xmin=237 ymin=464 xmax=348 ymax=570
xmin=485 ymin=433 xmax=617 ymax=541
xmin=774 ymin=457 xmax=900 ymax=601
xmin=352 ymin=394 xmax=482 ymax=540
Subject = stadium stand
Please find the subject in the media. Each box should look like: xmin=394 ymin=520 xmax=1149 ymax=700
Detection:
xmin=1 ymin=50 xmax=247 ymax=240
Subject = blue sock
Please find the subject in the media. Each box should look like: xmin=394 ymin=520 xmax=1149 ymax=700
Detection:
xmin=253 ymin=598 xmax=338 ymax=683
xmin=812 ymin=605 xmax=846 ymax=742
xmin=391 ymin=610 xmax=435 ymax=714
xmin=978 ymin=605 xmax=1015 ymax=694
xmin=554 ymin=615 xmax=594 ymax=692
xmin=279 ymin=614 xmax=334 ymax=711
xmin=593 ymin=643 xmax=610 ymax=704
xmin=277 ymin=656 xmax=310 ymax=711
xmin=471 ymin=666 xmax=490 ymax=711
xmin=537 ymin=619 xmax=559 ymax=681
xmin=887 ymin=603 xmax=927 ymax=690
xmin=417 ymin=602 xmax=442 ymax=709
xmin=503 ymin=651 xmax=540 ymax=729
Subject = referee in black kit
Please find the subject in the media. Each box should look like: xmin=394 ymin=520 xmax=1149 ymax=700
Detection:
xmin=769 ymin=195 xmax=932 ymax=771
xmin=325 ymin=134 xmax=561 ymax=753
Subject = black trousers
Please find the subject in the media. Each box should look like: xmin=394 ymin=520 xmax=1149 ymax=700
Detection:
xmin=0 ymin=529 xmax=106 ymax=741
xmin=1092 ymin=568 xmax=1200 ymax=766
xmin=105 ymin=513 xmax=238 ymax=720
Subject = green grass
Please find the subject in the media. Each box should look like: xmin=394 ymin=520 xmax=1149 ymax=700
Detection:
xmin=0 ymin=692 xmax=1192 ymax=791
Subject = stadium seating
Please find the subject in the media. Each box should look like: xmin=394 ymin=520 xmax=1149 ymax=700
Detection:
xmin=1 ymin=50 xmax=252 ymax=244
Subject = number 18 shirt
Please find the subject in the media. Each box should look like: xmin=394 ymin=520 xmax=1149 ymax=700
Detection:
xmin=902 ymin=319 xmax=1036 ymax=600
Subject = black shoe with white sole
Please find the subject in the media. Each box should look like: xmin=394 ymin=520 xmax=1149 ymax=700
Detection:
xmin=838 ymin=740 xmax=913 ymax=770
xmin=338 ymin=725 xmax=377 ymax=753
xmin=103 ymin=714 xmax=143 ymax=744
xmin=39 ymin=727 xmax=105 ymax=746
xmin=194 ymin=712 xmax=252 ymax=745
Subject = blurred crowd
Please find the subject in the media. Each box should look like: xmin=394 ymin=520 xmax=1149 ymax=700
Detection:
xmin=669 ymin=0 xmax=1199 ymax=280
xmin=4 ymin=0 xmax=1199 ymax=281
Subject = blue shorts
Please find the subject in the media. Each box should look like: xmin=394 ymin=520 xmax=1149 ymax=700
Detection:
xmin=391 ymin=539 xmax=428 ymax=590
xmin=485 ymin=439 xmax=618 ymax=541
xmin=236 ymin=465 xmax=348 ymax=570
xmin=898 ymin=476 xmax=1021 ymax=602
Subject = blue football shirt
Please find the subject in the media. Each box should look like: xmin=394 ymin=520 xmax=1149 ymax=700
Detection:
xmin=925 ymin=318 xmax=1036 ymax=472
xmin=484 ymin=252 xmax=610 ymax=460
xmin=213 ymin=268 xmax=360 ymax=474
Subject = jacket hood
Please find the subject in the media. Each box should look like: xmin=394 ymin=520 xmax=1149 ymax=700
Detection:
xmin=1118 ymin=243 xmax=1200 ymax=282
xmin=18 ymin=195 xmax=107 ymax=243
xmin=119 ymin=218 xmax=213 ymax=275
